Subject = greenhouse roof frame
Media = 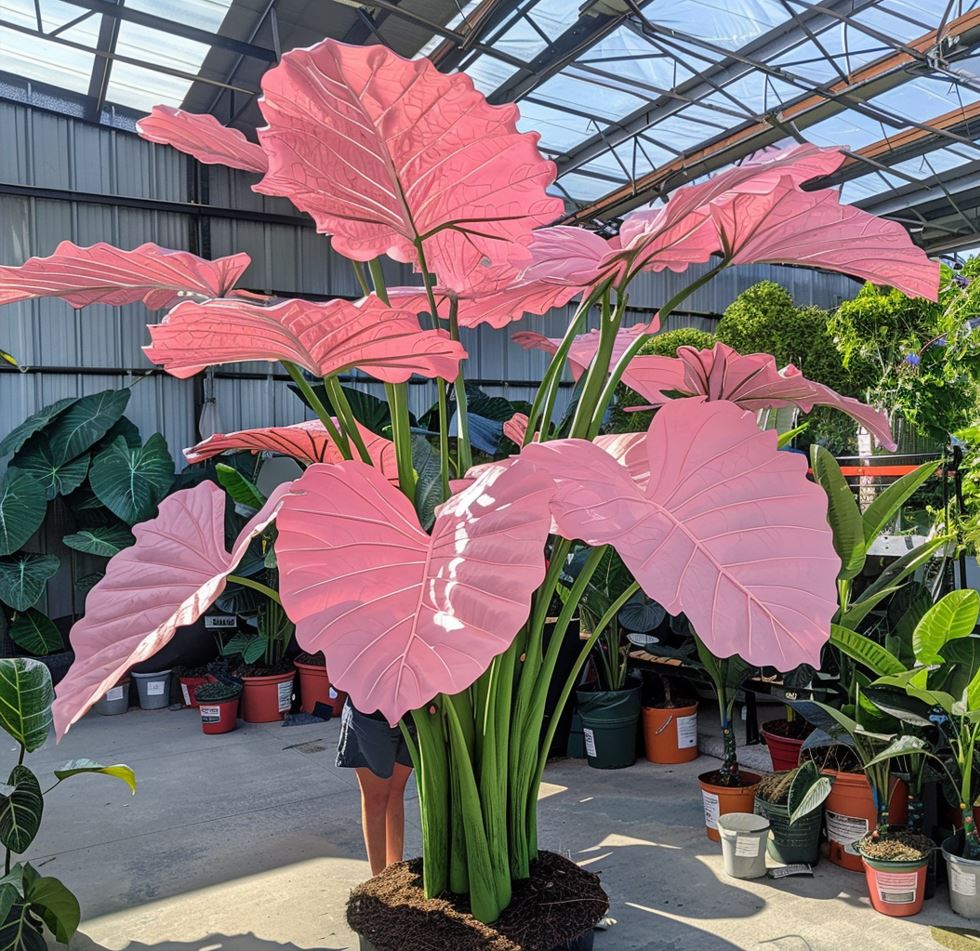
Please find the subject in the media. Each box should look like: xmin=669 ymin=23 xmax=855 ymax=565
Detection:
xmin=0 ymin=0 xmax=978 ymax=254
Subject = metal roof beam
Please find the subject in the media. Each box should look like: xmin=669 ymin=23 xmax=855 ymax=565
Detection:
xmin=855 ymin=158 xmax=980 ymax=219
xmin=430 ymin=1 xmax=521 ymax=71
xmin=569 ymin=7 xmax=980 ymax=224
xmin=85 ymin=0 xmax=121 ymax=121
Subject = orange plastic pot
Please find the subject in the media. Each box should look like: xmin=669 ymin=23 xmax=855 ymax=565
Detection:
xmin=761 ymin=722 xmax=804 ymax=772
xmin=822 ymin=770 xmax=908 ymax=871
xmin=861 ymin=854 xmax=928 ymax=917
xmin=642 ymin=703 xmax=699 ymax=764
xmin=200 ymin=697 xmax=239 ymax=735
xmin=241 ymin=671 xmax=295 ymax=723
xmin=294 ymin=659 xmax=346 ymax=717
xmin=179 ymin=675 xmax=213 ymax=708
xmin=698 ymin=770 xmax=761 ymax=842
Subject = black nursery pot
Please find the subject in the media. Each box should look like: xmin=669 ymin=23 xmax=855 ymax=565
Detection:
xmin=575 ymin=679 xmax=642 ymax=769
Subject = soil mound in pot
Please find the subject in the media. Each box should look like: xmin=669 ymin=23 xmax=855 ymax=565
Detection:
xmin=347 ymin=850 xmax=608 ymax=951
xmin=762 ymin=718 xmax=812 ymax=740
xmin=860 ymin=830 xmax=934 ymax=863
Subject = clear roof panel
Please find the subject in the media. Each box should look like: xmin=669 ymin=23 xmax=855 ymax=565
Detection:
xmin=642 ymin=0 xmax=789 ymax=51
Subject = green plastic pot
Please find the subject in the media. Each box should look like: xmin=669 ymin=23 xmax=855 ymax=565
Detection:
xmin=575 ymin=683 xmax=641 ymax=770
xmin=754 ymin=796 xmax=822 ymax=865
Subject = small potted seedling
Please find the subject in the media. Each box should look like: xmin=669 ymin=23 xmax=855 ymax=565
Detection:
xmin=195 ymin=680 xmax=242 ymax=735
xmin=754 ymin=761 xmax=832 ymax=864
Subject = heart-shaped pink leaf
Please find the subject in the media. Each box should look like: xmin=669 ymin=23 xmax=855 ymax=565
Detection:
xmin=137 ymin=106 xmax=268 ymax=173
xmin=522 ymin=226 xmax=624 ymax=288
xmin=185 ymin=419 xmax=398 ymax=477
xmin=623 ymin=342 xmax=897 ymax=451
xmin=523 ymin=398 xmax=839 ymax=670
xmin=275 ymin=460 xmax=554 ymax=724
xmin=52 ymin=482 xmax=287 ymax=737
xmin=253 ymin=39 xmax=562 ymax=280
xmin=0 ymin=242 xmax=252 ymax=310
xmin=145 ymin=293 xmax=466 ymax=381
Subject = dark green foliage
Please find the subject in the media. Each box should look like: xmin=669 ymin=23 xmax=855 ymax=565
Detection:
xmin=194 ymin=681 xmax=242 ymax=703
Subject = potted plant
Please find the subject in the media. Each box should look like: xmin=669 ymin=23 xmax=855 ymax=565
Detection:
xmin=641 ymin=671 xmax=699 ymax=766
xmin=0 ymin=657 xmax=135 ymax=945
xmin=294 ymin=651 xmax=346 ymax=718
xmin=195 ymin=680 xmax=242 ymax=735
xmin=754 ymin=761 xmax=832 ymax=864
xmin=20 ymin=38 xmax=939 ymax=945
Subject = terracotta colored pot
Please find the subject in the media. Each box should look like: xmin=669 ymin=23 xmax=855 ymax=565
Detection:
xmin=179 ymin=675 xmax=214 ymax=708
xmin=241 ymin=671 xmax=295 ymax=723
xmin=761 ymin=722 xmax=804 ymax=772
xmin=698 ymin=770 xmax=761 ymax=842
xmin=862 ymin=853 xmax=927 ymax=917
xmin=822 ymin=770 xmax=908 ymax=872
xmin=294 ymin=659 xmax=346 ymax=717
xmin=642 ymin=703 xmax=699 ymax=764
xmin=200 ymin=697 xmax=239 ymax=735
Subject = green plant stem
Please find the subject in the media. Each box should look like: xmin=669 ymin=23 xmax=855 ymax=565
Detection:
xmin=437 ymin=380 xmax=451 ymax=498
xmin=448 ymin=301 xmax=472 ymax=473
xmin=569 ymin=290 xmax=618 ymax=438
xmin=383 ymin=382 xmax=417 ymax=497
xmin=322 ymin=377 xmax=372 ymax=464
xmin=352 ymin=261 xmax=372 ymax=297
xmin=282 ymin=362 xmax=350 ymax=458
xmin=368 ymin=259 xmax=389 ymax=304
xmin=411 ymin=706 xmax=450 ymax=897
xmin=226 ymin=574 xmax=282 ymax=605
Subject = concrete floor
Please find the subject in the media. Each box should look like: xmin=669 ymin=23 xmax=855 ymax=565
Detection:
xmin=21 ymin=705 xmax=973 ymax=951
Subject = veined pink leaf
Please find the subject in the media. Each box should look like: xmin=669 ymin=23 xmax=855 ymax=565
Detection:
xmin=145 ymin=293 xmax=466 ymax=382
xmin=52 ymin=482 xmax=288 ymax=737
xmin=184 ymin=419 xmax=398 ymax=477
xmin=503 ymin=413 xmax=533 ymax=445
xmin=254 ymin=39 xmax=563 ymax=280
xmin=0 ymin=242 xmax=252 ymax=310
xmin=137 ymin=106 xmax=268 ymax=173
xmin=710 ymin=184 xmax=939 ymax=301
xmin=275 ymin=460 xmax=554 ymax=724
xmin=523 ymin=398 xmax=839 ymax=670
xmin=623 ymin=342 xmax=897 ymax=451
xmin=522 ymin=226 xmax=624 ymax=288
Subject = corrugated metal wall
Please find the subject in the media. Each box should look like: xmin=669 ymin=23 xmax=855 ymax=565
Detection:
xmin=0 ymin=100 xmax=864 ymax=458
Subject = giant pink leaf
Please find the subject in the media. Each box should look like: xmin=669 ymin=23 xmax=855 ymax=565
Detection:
xmin=253 ymin=39 xmax=562 ymax=282
xmin=523 ymin=398 xmax=839 ymax=670
xmin=184 ymin=419 xmax=398 ymax=477
xmin=709 ymin=184 xmax=939 ymax=301
xmin=275 ymin=460 xmax=554 ymax=723
xmin=0 ymin=241 xmax=252 ymax=310
xmin=145 ymin=293 xmax=466 ymax=381
xmin=137 ymin=106 xmax=268 ymax=173
xmin=623 ymin=342 xmax=897 ymax=451
xmin=522 ymin=226 xmax=625 ymax=288
xmin=52 ymin=482 xmax=287 ymax=737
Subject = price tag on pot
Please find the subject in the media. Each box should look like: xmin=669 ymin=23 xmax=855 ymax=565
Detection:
xmin=147 ymin=680 xmax=166 ymax=696
xmin=735 ymin=836 xmax=761 ymax=858
xmin=825 ymin=811 xmax=868 ymax=847
xmin=676 ymin=713 xmax=698 ymax=749
xmin=583 ymin=728 xmax=597 ymax=758
xmin=277 ymin=678 xmax=293 ymax=712
xmin=106 ymin=686 xmax=124 ymax=702
xmin=200 ymin=705 xmax=220 ymax=723
xmin=951 ymin=865 xmax=977 ymax=896
xmin=702 ymin=790 xmax=720 ymax=830
xmin=181 ymin=684 xmax=191 ymax=705
xmin=876 ymin=870 xmax=917 ymax=905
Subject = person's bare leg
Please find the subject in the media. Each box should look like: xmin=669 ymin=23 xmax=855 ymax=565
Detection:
xmin=384 ymin=763 xmax=412 ymax=867
xmin=355 ymin=767 xmax=391 ymax=876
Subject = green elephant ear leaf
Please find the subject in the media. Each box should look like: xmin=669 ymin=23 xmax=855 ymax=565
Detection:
xmin=0 ymin=472 xmax=47 ymax=557
xmin=45 ymin=388 xmax=130 ymax=465
xmin=0 ymin=554 xmax=60 ymax=612
xmin=215 ymin=463 xmax=266 ymax=512
xmin=0 ymin=397 xmax=76 ymax=460
xmin=10 ymin=436 xmax=89 ymax=501
xmin=61 ymin=525 xmax=134 ymax=558
xmin=89 ymin=433 xmax=175 ymax=524
xmin=53 ymin=759 xmax=136 ymax=794
xmin=913 ymin=589 xmax=980 ymax=665
xmin=22 ymin=869 xmax=79 ymax=944
xmin=412 ymin=435 xmax=443 ymax=531
xmin=94 ymin=415 xmax=141 ymax=452
xmin=0 ymin=659 xmax=53 ymax=752
xmin=0 ymin=767 xmax=43 ymax=853
xmin=810 ymin=445 xmax=865 ymax=581
xmin=8 ymin=610 xmax=64 ymax=657
xmin=0 ymin=901 xmax=46 ymax=951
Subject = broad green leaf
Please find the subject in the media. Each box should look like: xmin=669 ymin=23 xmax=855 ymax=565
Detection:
xmin=61 ymin=525 xmax=134 ymax=558
xmin=788 ymin=765 xmax=832 ymax=825
xmin=858 ymin=535 xmax=950 ymax=605
xmin=215 ymin=463 xmax=266 ymax=512
xmin=74 ymin=571 xmax=103 ymax=596
xmin=839 ymin=584 xmax=904 ymax=629
xmin=864 ymin=734 xmax=927 ymax=769
xmin=967 ymin=662 xmax=980 ymax=711
xmin=863 ymin=686 xmax=934 ymax=726
xmin=810 ymin=445 xmax=865 ymax=580
xmin=873 ymin=673 xmax=956 ymax=714
xmin=53 ymin=759 xmax=136 ymax=794
xmin=913 ymin=590 xmax=980 ymax=665
xmin=830 ymin=624 xmax=904 ymax=677
xmin=0 ymin=881 xmax=20 ymax=926
xmin=89 ymin=434 xmax=175 ymax=524
xmin=0 ymin=473 xmax=46 ymax=557
xmin=10 ymin=436 xmax=89 ymax=500
xmin=0 ymin=659 xmax=53 ymax=751
xmin=776 ymin=423 xmax=808 ymax=449
xmin=412 ymin=435 xmax=444 ymax=532
xmin=862 ymin=460 xmax=940 ymax=547
xmin=0 ymin=554 xmax=59 ymax=612
xmin=222 ymin=633 xmax=268 ymax=665
xmin=0 ymin=767 xmax=43 ymax=853
xmin=939 ymin=636 xmax=980 ymax=700
xmin=0 ymin=903 xmax=46 ymax=951
xmin=94 ymin=415 xmax=141 ymax=451
xmin=812 ymin=700 xmax=862 ymax=739
xmin=23 ymin=871 xmax=79 ymax=944
xmin=8 ymin=610 xmax=63 ymax=656
xmin=0 ymin=397 xmax=76 ymax=459
xmin=45 ymin=388 xmax=130 ymax=464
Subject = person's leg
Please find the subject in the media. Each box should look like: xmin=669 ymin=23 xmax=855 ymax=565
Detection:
xmin=384 ymin=762 xmax=412 ymax=867
xmin=355 ymin=767 xmax=391 ymax=876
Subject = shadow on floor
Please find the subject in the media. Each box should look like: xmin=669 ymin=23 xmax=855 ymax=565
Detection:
xmin=69 ymin=933 xmax=345 ymax=951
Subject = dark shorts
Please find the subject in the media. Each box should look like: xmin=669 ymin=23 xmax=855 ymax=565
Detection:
xmin=336 ymin=698 xmax=414 ymax=779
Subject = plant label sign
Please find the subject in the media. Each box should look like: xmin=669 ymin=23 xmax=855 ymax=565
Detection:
xmin=676 ymin=713 xmax=698 ymax=749
xmin=181 ymin=683 xmax=192 ymax=705
xmin=951 ymin=865 xmax=977 ymax=897
xmin=583 ymin=728 xmax=597 ymax=759
xmin=205 ymin=615 xmax=237 ymax=630
xmin=200 ymin=705 xmax=221 ymax=724
xmin=825 ymin=810 xmax=868 ymax=847
xmin=875 ymin=870 xmax=918 ymax=905
xmin=146 ymin=680 xmax=166 ymax=696
xmin=277 ymin=678 xmax=293 ymax=712
xmin=105 ymin=686 xmax=124 ymax=701
xmin=702 ymin=790 xmax=720 ymax=830
xmin=735 ymin=836 xmax=761 ymax=857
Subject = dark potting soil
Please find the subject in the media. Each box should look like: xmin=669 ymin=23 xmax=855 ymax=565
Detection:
xmin=294 ymin=651 xmax=325 ymax=666
xmin=347 ymin=850 xmax=608 ymax=951
xmin=762 ymin=718 xmax=813 ymax=741
xmin=859 ymin=830 xmax=934 ymax=863
xmin=700 ymin=769 xmax=757 ymax=789
xmin=800 ymin=744 xmax=861 ymax=774
xmin=238 ymin=659 xmax=294 ymax=677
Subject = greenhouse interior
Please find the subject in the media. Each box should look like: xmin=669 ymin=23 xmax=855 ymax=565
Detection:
xmin=3 ymin=1 xmax=980 ymax=949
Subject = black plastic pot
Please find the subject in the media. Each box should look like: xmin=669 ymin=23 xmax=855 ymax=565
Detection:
xmin=575 ymin=681 xmax=642 ymax=770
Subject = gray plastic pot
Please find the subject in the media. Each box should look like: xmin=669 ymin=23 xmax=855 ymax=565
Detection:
xmin=132 ymin=670 xmax=172 ymax=710
xmin=943 ymin=831 xmax=980 ymax=918
xmin=94 ymin=679 xmax=130 ymax=716
xmin=718 ymin=812 xmax=770 ymax=879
